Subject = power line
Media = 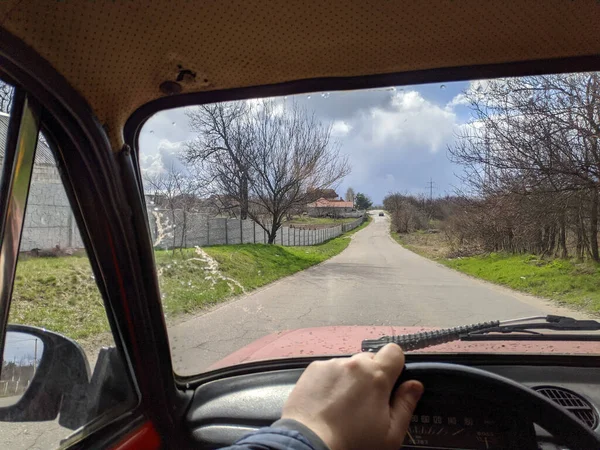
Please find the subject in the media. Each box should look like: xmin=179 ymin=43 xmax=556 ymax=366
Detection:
xmin=425 ymin=177 xmax=436 ymax=201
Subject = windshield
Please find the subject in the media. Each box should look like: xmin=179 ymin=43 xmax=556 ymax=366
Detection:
xmin=138 ymin=74 xmax=600 ymax=376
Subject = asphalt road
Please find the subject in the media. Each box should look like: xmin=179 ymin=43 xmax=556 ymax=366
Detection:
xmin=170 ymin=211 xmax=584 ymax=374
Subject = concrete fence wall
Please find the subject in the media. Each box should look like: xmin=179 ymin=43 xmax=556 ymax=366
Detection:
xmin=18 ymin=162 xmax=364 ymax=251
xmin=148 ymin=209 xmax=365 ymax=249
xmin=20 ymin=168 xmax=84 ymax=252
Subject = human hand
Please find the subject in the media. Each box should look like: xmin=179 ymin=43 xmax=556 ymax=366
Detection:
xmin=281 ymin=344 xmax=423 ymax=450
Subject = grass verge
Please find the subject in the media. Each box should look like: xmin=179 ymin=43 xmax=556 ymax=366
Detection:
xmin=9 ymin=216 xmax=371 ymax=340
xmin=391 ymin=229 xmax=600 ymax=315
xmin=442 ymin=254 xmax=600 ymax=314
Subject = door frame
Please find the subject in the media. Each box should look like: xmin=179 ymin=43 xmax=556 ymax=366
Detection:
xmin=0 ymin=27 xmax=190 ymax=448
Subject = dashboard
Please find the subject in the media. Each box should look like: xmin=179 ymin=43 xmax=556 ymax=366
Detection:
xmin=401 ymin=394 xmax=534 ymax=449
xmin=185 ymin=357 xmax=600 ymax=450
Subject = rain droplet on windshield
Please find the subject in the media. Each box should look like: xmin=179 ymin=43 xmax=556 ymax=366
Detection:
xmin=440 ymin=84 xmax=447 ymax=90
xmin=307 ymin=95 xmax=311 ymax=99
xmin=321 ymin=92 xmax=330 ymax=98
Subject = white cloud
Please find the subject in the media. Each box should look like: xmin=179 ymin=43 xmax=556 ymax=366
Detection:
xmin=140 ymin=139 xmax=187 ymax=177
xmin=447 ymin=92 xmax=468 ymax=108
xmin=365 ymin=90 xmax=457 ymax=153
xmin=448 ymin=79 xmax=495 ymax=108
xmin=331 ymin=120 xmax=352 ymax=137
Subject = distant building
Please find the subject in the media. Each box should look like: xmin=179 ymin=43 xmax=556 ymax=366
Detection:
xmin=307 ymin=197 xmax=355 ymax=217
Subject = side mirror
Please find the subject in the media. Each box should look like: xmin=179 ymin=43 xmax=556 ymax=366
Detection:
xmin=0 ymin=324 xmax=90 ymax=426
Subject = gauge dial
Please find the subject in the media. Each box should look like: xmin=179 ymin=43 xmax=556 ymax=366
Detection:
xmin=402 ymin=413 xmax=505 ymax=449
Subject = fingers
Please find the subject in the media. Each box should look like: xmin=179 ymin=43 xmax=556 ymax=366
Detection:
xmin=350 ymin=351 xmax=375 ymax=361
xmin=389 ymin=380 xmax=424 ymax=445
xmin=373 ymin=343 xmax=405 ymax=382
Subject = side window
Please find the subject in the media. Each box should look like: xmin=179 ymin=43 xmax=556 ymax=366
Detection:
xmin=0 ymin=82 xmax=136 ymax=448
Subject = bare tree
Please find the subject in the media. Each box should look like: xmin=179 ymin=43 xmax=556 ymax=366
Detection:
xmin=183 ymin=102 xmax=253 ymax=219
xmin=0 ymin=80 xmax=13 ymax=114
xmin=245 ymin=101 xmax=350 ymax=243
xmin=345 ymin=187 xmax=355 ymax=204
xmin=449 ymin=73 xmax=600 ymax=261
xmin=182 ymin=100 xmax=350 ymax=244
xmin=383 ymin=193 xmax=428 ymax=233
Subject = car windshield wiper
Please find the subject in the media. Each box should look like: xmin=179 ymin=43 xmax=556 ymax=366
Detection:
xmin=361 ymin=315 xmax=600 ymax=352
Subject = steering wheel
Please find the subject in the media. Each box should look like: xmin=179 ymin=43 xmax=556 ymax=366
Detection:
xmin=399 ymin=363 xmax=600 ymax=450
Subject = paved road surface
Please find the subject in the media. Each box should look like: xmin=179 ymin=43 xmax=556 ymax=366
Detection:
xmin=171 ymin=211 xmax=584 ymax=374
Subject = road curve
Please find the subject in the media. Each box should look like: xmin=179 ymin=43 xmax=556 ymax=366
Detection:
xmin=170 ymin=211 xmax=584 ymax=374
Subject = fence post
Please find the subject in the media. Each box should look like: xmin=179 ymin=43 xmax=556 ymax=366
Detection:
xmin=253 ymin=221 xmax=256 ymax=244
xmin=207 ymin=217 xmax=210 ymax=246
xmin=240 ymin=218 xmax=243 ymax=244
xmin=225 ymin=219 xmax=229 ymax=244
xmin=264 ymin=228 xmax=266 ymax=244
xmin=67 ymin=211 xmax=74 ymax=248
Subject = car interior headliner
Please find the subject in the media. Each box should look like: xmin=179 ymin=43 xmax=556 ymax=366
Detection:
xmin=1 ymin=1 xmax=600 ymax=148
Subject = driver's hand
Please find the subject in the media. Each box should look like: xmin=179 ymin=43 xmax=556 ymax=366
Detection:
xmin=281 ymin=343 xmax=423 ymax=450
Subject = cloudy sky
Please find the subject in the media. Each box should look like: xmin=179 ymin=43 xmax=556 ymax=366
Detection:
xmin=139 ymin=80 xmax=474 ymax=204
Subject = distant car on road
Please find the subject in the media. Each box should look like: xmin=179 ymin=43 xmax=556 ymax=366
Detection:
xmin=379 ymin=212 xmax=384 ymax=216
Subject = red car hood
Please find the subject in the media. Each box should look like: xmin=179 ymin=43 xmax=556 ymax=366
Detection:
xmin=210 ymin=326 xmax=600 ymax=370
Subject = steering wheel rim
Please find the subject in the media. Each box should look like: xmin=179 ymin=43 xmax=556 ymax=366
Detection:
xmin=399 ymin=363 xmax=600 ymax=450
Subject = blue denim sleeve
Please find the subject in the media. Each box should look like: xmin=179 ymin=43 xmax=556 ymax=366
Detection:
xmin=220 ymin=419 xmax=330 ymax=450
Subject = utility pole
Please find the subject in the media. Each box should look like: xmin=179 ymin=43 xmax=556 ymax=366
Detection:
xmin=425 ymin=178 xmax=435 ymax=230
xmin=426 ymin=178 xmax=434 ymax=202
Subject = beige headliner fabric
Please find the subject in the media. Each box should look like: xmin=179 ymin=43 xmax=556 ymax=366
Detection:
xmin=1 ymin=1 xmax=600 ymax=148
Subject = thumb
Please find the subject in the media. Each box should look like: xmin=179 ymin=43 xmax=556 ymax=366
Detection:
xmin=389 ymin=380 xmax=424 ymax=445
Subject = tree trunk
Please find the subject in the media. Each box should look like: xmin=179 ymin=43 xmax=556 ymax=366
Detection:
xmin=171 ymin=209 xmax=177 ymax=256
xmin=267 ymin=222 xmax=281 ymax=244
xmin=591 ymin=186 xmax=599 ymax=262
xmin=576 ymin=220 xmax=584 ymax=261
xmin=546 ymin=225 xmax=556 ymax=256
xmin=179 ymin=209 xmax=187 ymax=253
xmin=558 ymin=214 xmax=568 ymax=259
xmin=240 ymin=175 xmax=249 ymax=220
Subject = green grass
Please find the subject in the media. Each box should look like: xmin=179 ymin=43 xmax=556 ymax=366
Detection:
xmin=10 ymin=255 xmax=108 ymax=340
xmin=442 ymin=253 xmax=600 ymax=314
xmin=9 ymin=216 xmax=371 ymax=340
